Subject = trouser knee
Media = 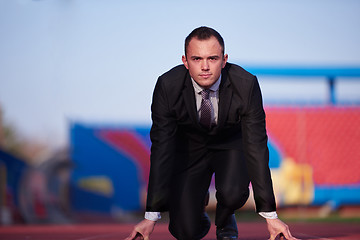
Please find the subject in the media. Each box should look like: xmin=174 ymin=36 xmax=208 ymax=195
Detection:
xmin=217 ymin=187 xmax=250 ymax=210
xmin=169 ymin=222 xmax=202 ymax=240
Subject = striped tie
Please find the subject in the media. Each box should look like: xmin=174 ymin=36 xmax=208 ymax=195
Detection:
xmin=199 ymin=89 xmax=212 ymax=129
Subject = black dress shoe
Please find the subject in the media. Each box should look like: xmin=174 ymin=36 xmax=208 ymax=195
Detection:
xmin=216 ymin=214 xmax=238 ymax=240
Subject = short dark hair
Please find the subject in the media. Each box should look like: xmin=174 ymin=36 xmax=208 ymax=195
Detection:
xmin=184 ymin=26 xmax=225 ymax=57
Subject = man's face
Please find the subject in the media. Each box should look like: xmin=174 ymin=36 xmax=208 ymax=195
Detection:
xmin=182 ymin=36 xmax=228 ymax=89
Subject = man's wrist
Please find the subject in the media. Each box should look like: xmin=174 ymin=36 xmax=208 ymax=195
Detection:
xmin=145 ymin=211 xmax=161 ymax=221
xmin=258 ymin=211 xmax=278 ymax=219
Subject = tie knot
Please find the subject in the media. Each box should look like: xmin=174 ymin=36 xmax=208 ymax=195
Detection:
xmin=201 ymin=89 xmax=210 ymax=100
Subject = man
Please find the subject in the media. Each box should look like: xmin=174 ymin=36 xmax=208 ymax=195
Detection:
xmin=126 ymin=26 xmax=298 ymax=240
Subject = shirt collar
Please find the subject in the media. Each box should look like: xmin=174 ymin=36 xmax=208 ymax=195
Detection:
xmin=191 ymin=74 xmax=222 ymax=94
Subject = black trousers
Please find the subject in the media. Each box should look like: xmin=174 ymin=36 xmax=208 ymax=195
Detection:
xmin=168 ymin=149 xmax=250 ymax=240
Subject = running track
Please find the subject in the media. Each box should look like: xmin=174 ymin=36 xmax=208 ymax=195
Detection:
xmin=1 ymin=222 xmax=360 ymax=240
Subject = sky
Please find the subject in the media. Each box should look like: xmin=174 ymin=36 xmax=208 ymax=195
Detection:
xmin=0 ymin=0 xmax=360 ymax=149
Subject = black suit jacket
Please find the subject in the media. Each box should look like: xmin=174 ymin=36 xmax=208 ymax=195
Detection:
xmin=146 ymin=63 xmax=276 ymax=213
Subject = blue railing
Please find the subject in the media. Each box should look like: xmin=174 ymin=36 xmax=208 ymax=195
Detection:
xmin=243 ymin=65 xmax=360 ymax=105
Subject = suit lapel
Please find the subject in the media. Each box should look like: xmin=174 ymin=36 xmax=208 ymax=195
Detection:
xmin=217 ymin=70 xmax=233 ymax=129
xmin=182 ymin=72 xmax=199 ymax=125
xmin=182 ymin=68 xmax=233 ymax=131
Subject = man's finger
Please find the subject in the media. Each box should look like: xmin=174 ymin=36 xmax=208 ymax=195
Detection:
xmin=269 ymin=232 xmax=286 ymax=240
xmin=125 ymin=230 xmax=139 ymax=240
xmin=281 ymin=228 xmax=295 ymax=240
xmin=135 ymin=232 xmax=144 ymax=240
xmin=280 ymin=231 xmax=300 ymax=240
xmin=268 ymin=233 xmax=276 ymax=240
xmin=124 ymin=232 xmax=134 ymax=240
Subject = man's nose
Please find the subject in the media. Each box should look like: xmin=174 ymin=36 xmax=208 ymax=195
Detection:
xmin=201 ymin=60 xmax=209 ymax=70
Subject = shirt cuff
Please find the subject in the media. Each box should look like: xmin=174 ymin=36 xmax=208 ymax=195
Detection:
xmin=258 ymin=211 xmax=278 ymax=219
xmin=145 ymin=211 xmax=161 ymax=221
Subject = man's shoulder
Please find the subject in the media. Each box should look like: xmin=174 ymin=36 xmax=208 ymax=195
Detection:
xmin=224 ymin=63 xmax=255 ymax=81
xmin=160 ymin=64 xmax=188 ymax=80
xmin=157 ymin=64 xmax=188 ymax=89
xmin=224 ymin=63 xmax=259 ymax=95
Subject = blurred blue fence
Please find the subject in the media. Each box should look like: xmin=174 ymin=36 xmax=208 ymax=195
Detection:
xmin=245 ymin=65 xmax=360 ymax=105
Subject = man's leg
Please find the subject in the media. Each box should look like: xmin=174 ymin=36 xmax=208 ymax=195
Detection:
xmin=168 ymin=154 xmax=213 ymax=240
xmin=212 ymin=149 xmax=250 ymax=239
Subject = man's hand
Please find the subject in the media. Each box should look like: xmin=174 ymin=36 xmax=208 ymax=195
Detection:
xmin=125 ymin=219 xmax=156 ymax=240
xmin=266 ymin=218 xmax=300 ymax=240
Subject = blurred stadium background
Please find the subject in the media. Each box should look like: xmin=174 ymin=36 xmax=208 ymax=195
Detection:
xmin=1 ymin=0 xmax=360 ymax=225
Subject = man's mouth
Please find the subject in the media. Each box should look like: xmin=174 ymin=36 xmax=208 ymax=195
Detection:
xmin=200 ymin=73 xmax=212 ymax=78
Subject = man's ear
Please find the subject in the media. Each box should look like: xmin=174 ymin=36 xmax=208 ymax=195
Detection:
xmin=182 ymin=55 xmax=189 ymax=69
xmin=222 ymin=54 xmax=228 ymax=68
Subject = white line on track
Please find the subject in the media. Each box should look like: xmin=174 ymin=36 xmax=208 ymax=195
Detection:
xmin=296 ymin=232 xmax=335 ymax=240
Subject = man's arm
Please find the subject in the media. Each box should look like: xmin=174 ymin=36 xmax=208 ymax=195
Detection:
xmin=126 ymin=77 xmax=177 ymax=239
xmin=241 ymin=76 xmax=276 ymax=212
xmin=146 ymin=76 xmax=178 ymax=212
xmin=241 ymin=77 xmax=299 ymax=239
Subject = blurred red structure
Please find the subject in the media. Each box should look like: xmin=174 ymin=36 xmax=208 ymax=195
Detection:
xmin=266 ymin=106 xmax=360 ymax=185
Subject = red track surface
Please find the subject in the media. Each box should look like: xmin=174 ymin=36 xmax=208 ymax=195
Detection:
xmin=1 ymin=222 xmax=360 ymax=240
